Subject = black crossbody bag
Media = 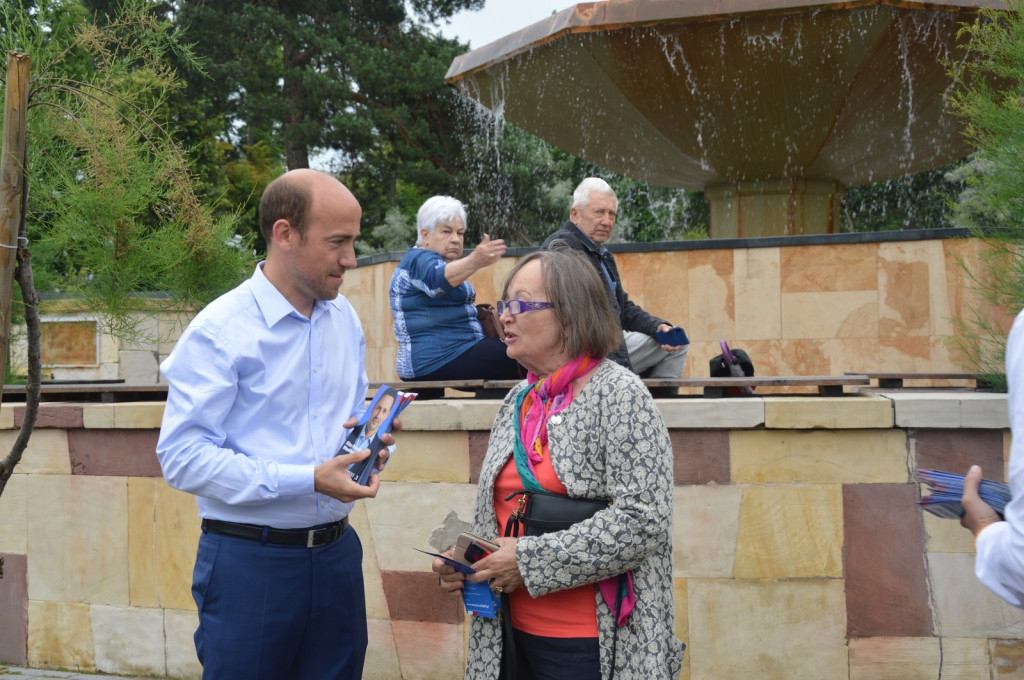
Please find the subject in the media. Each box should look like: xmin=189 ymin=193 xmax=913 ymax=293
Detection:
xmin=503 ymin=488 xmax=609 ymax=538
xmin=501 ymin=488 xmax=623 ymax=680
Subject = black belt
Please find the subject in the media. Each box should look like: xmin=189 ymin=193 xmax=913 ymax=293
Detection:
xmin=202 ymin=517 xmax=349 ymax=548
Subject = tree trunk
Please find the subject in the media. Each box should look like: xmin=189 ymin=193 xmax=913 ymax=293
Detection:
xmin=0 ymin=51 xmax=31 ymax=502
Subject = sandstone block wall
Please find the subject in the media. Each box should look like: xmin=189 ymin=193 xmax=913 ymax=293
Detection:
xmin=0 ymin=391 xmax=1020 ymax=678
xmin=13 ymin=231 xmax=1006 ymax=390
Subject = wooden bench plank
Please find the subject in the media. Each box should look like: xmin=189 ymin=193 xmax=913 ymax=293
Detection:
xmin=646 ymin=375 xmax=870 ymax=398
xmin=371 ymin=380 xmax=485 ymax=390
xmin=844 ymin=372 xmax=977 ymax=388
xmin=0 ymin=374 xmax=874 ymax=404
xmin=489 ymin=375 xmax=870 ymax=398
xmin=2 ymin=382 xmax=169 ymax=403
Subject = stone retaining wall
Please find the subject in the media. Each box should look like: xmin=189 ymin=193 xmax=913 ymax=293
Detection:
xmin=13 ymin=230 xmax=1009 ymax=390
xmin=0 ymin=391 xmax=1021 ymax=679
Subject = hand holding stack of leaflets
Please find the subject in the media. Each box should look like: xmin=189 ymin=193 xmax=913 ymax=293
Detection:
xmin=341 ymin=385 xmax=416 ymax=486
xmin=915 ymin=468 xmax=1011 ymax=519
xmin=415 ymin=533 xmax=502 ymax=618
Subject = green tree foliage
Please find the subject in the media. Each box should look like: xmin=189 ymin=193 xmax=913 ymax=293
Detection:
xmin=112 ymin=0 xmax=483 ymax=249
xmin=944 ymin=1 xmax=1024 ymax=390
xmin=0 ymin=0 xmax=254 ymax=332
xmin=0 ymin=0 xmax=256 ymax=503
xmin=840 ymin=163 xmax=966 ymax=233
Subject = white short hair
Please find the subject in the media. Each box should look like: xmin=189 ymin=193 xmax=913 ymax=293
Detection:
xmin=415 ymin=196 xmax=467 ymax=246
xmin=572 ymin=177 xmax=617 ymax=211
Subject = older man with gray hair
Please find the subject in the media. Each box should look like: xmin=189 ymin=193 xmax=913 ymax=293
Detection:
xmin=542 ymin=177 xmax=688 ymax=380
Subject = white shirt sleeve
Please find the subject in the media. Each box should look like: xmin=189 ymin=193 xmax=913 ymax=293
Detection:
xmin=975 ymin=309 xmax=1024 ymax=608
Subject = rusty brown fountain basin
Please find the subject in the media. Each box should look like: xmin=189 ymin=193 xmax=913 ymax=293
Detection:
xmin=445 ymin=0 xmax=1005 ymax=238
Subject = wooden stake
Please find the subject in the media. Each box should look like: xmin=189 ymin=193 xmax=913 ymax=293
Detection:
xmin=0 ymin=51 xmax=31 ymax=405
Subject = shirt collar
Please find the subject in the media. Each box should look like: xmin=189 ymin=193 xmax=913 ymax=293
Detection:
xmin=568 ymin=222 xmax=607 ymax=255
xmin=250 ymin=261 xmax=336 ymax=327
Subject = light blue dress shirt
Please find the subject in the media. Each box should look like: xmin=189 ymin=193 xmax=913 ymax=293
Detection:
xmin=157 ymin=262 xmax=369 ymax=529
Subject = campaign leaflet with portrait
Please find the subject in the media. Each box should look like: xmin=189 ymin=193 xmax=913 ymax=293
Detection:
xmin=341 ymin=385 xmax=416 ymax=485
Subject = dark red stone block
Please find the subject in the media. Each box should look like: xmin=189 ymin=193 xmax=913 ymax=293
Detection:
xmin=0 ymin=553 xmax=27 ymax=665
xmin=381 ymin=570 xmax=465 ymax=625
xmin=844 ymin=484 xmax=932 ymax=637
xmin=14 ymin=404 xmax=84 ymax=429
xmin=914 ymin=429 xmax=1005 ymax=482
xmin=67 ymin=428 xmax=162 ymax=477
xmin=468 ymin=431 xmax=490 ymax=484
xmin=670 ymin=430 xmax=730 ymax=485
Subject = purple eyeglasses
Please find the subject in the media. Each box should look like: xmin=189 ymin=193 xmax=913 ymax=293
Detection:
xmin=496 ymin=299 xmax=554 ymax=315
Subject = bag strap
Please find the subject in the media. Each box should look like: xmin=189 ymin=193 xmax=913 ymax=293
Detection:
xmin=503 ymin=490 xmax=530 ymax=538
xmin=500 ymin=592 xmax=517 ymax=679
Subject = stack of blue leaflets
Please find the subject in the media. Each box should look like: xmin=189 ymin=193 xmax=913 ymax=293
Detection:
xmin=915 ymin=468 xmax=1011 ymax=519
xmin=413 ymin=548 xmax=501 ymax=618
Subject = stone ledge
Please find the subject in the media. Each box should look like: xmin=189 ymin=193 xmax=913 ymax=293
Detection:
xmin=403 ymin=396 xmax=768 ymax=431
xmin=885 ymin=392 xmax=1008 ymax=429
xmin=659 ymin=397 xmax=764 ymax=429
xmin=764 ymin=395 xmax=893 ymax=429
xmin=397 ymin=399 xmax=503 ymax=431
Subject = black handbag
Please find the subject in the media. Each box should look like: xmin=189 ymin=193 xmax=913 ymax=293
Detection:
xmin=503 ymin=489 xmax=609 ymax=538
xmin=500 ymin=488 xmax=622 ymax=680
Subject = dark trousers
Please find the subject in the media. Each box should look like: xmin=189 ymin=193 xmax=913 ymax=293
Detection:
xmin=191 ymin=524 xmax=366 ymax=680
xmin=415 ymin=337 xmax=522 ymax=381
xmin=502 ymin=628 xmax=601 ymax=680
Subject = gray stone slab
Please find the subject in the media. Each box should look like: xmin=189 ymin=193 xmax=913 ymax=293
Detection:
xmin=658 ymin=397 xmax=764 ymax=429
xmin=886 ymin=392 xmax=1008 ymax=429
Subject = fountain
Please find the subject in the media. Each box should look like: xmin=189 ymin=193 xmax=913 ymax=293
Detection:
xmin=444 ymin=0 xmax=1006 ymax=238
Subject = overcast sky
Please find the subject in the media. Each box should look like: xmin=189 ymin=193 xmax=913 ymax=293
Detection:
xmin=436 ymin=1 xmax=570 ymax=49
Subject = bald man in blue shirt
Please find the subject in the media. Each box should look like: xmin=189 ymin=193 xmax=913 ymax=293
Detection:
xmin=158 ymin=169 xmax=392 ymax=679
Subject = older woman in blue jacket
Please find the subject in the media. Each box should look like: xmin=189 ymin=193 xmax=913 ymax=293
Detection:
xmin=389 ymin=196 xmax=520 ymax=381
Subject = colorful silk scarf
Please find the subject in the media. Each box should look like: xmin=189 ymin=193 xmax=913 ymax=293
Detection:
xmin=511 ymin=354 xmax=636 ymax=625
xmin=512 ymin=354 xmax=599 ymax=489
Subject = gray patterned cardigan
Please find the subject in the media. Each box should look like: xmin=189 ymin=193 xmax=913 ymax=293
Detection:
xmin=465 ymin=359 xmax=686 ymax=679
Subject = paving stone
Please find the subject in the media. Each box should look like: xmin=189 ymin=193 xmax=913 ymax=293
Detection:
xmin=26 ymin=476 xmax=128 ymax=605
xmin=0 ymin=553 xmax=28 ymax=665
xmin=671 ymin=430 xmax=730 ymax=485
xmin=6 ymin=430 xmax=71 ymax=475
xmin=90 ymin=605 xmax=164 ymax=677
xmin=67 ymin=429 xmax=161 ymax=477
xmin=929 ymin=552 xmax=1024 ymax=639
xmin=672 ymin=485 xmax=742 ymax=578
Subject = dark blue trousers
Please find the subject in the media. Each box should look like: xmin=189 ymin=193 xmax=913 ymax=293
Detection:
xmin=504 ymin=628 xmax=601 ymax=680
xmin=414 ymin=338 xmax=522 ymax=380
xmin=191 ymin=524 xmax=366 ymax=680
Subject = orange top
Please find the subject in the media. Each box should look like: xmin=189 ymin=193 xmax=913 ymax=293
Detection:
xmin=494 ymin=456 xmax=599 ymax=638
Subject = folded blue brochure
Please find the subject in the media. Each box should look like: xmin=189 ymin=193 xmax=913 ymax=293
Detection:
xmin=414 ymin=548 xmax=501 ymax=618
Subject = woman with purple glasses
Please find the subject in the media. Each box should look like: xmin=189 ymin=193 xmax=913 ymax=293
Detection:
xmin=433 ymin=248 xmax=685 ymax=679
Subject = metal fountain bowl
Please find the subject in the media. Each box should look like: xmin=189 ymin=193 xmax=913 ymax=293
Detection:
xmin=445 ymin=1 xmax=1006 ymax=237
